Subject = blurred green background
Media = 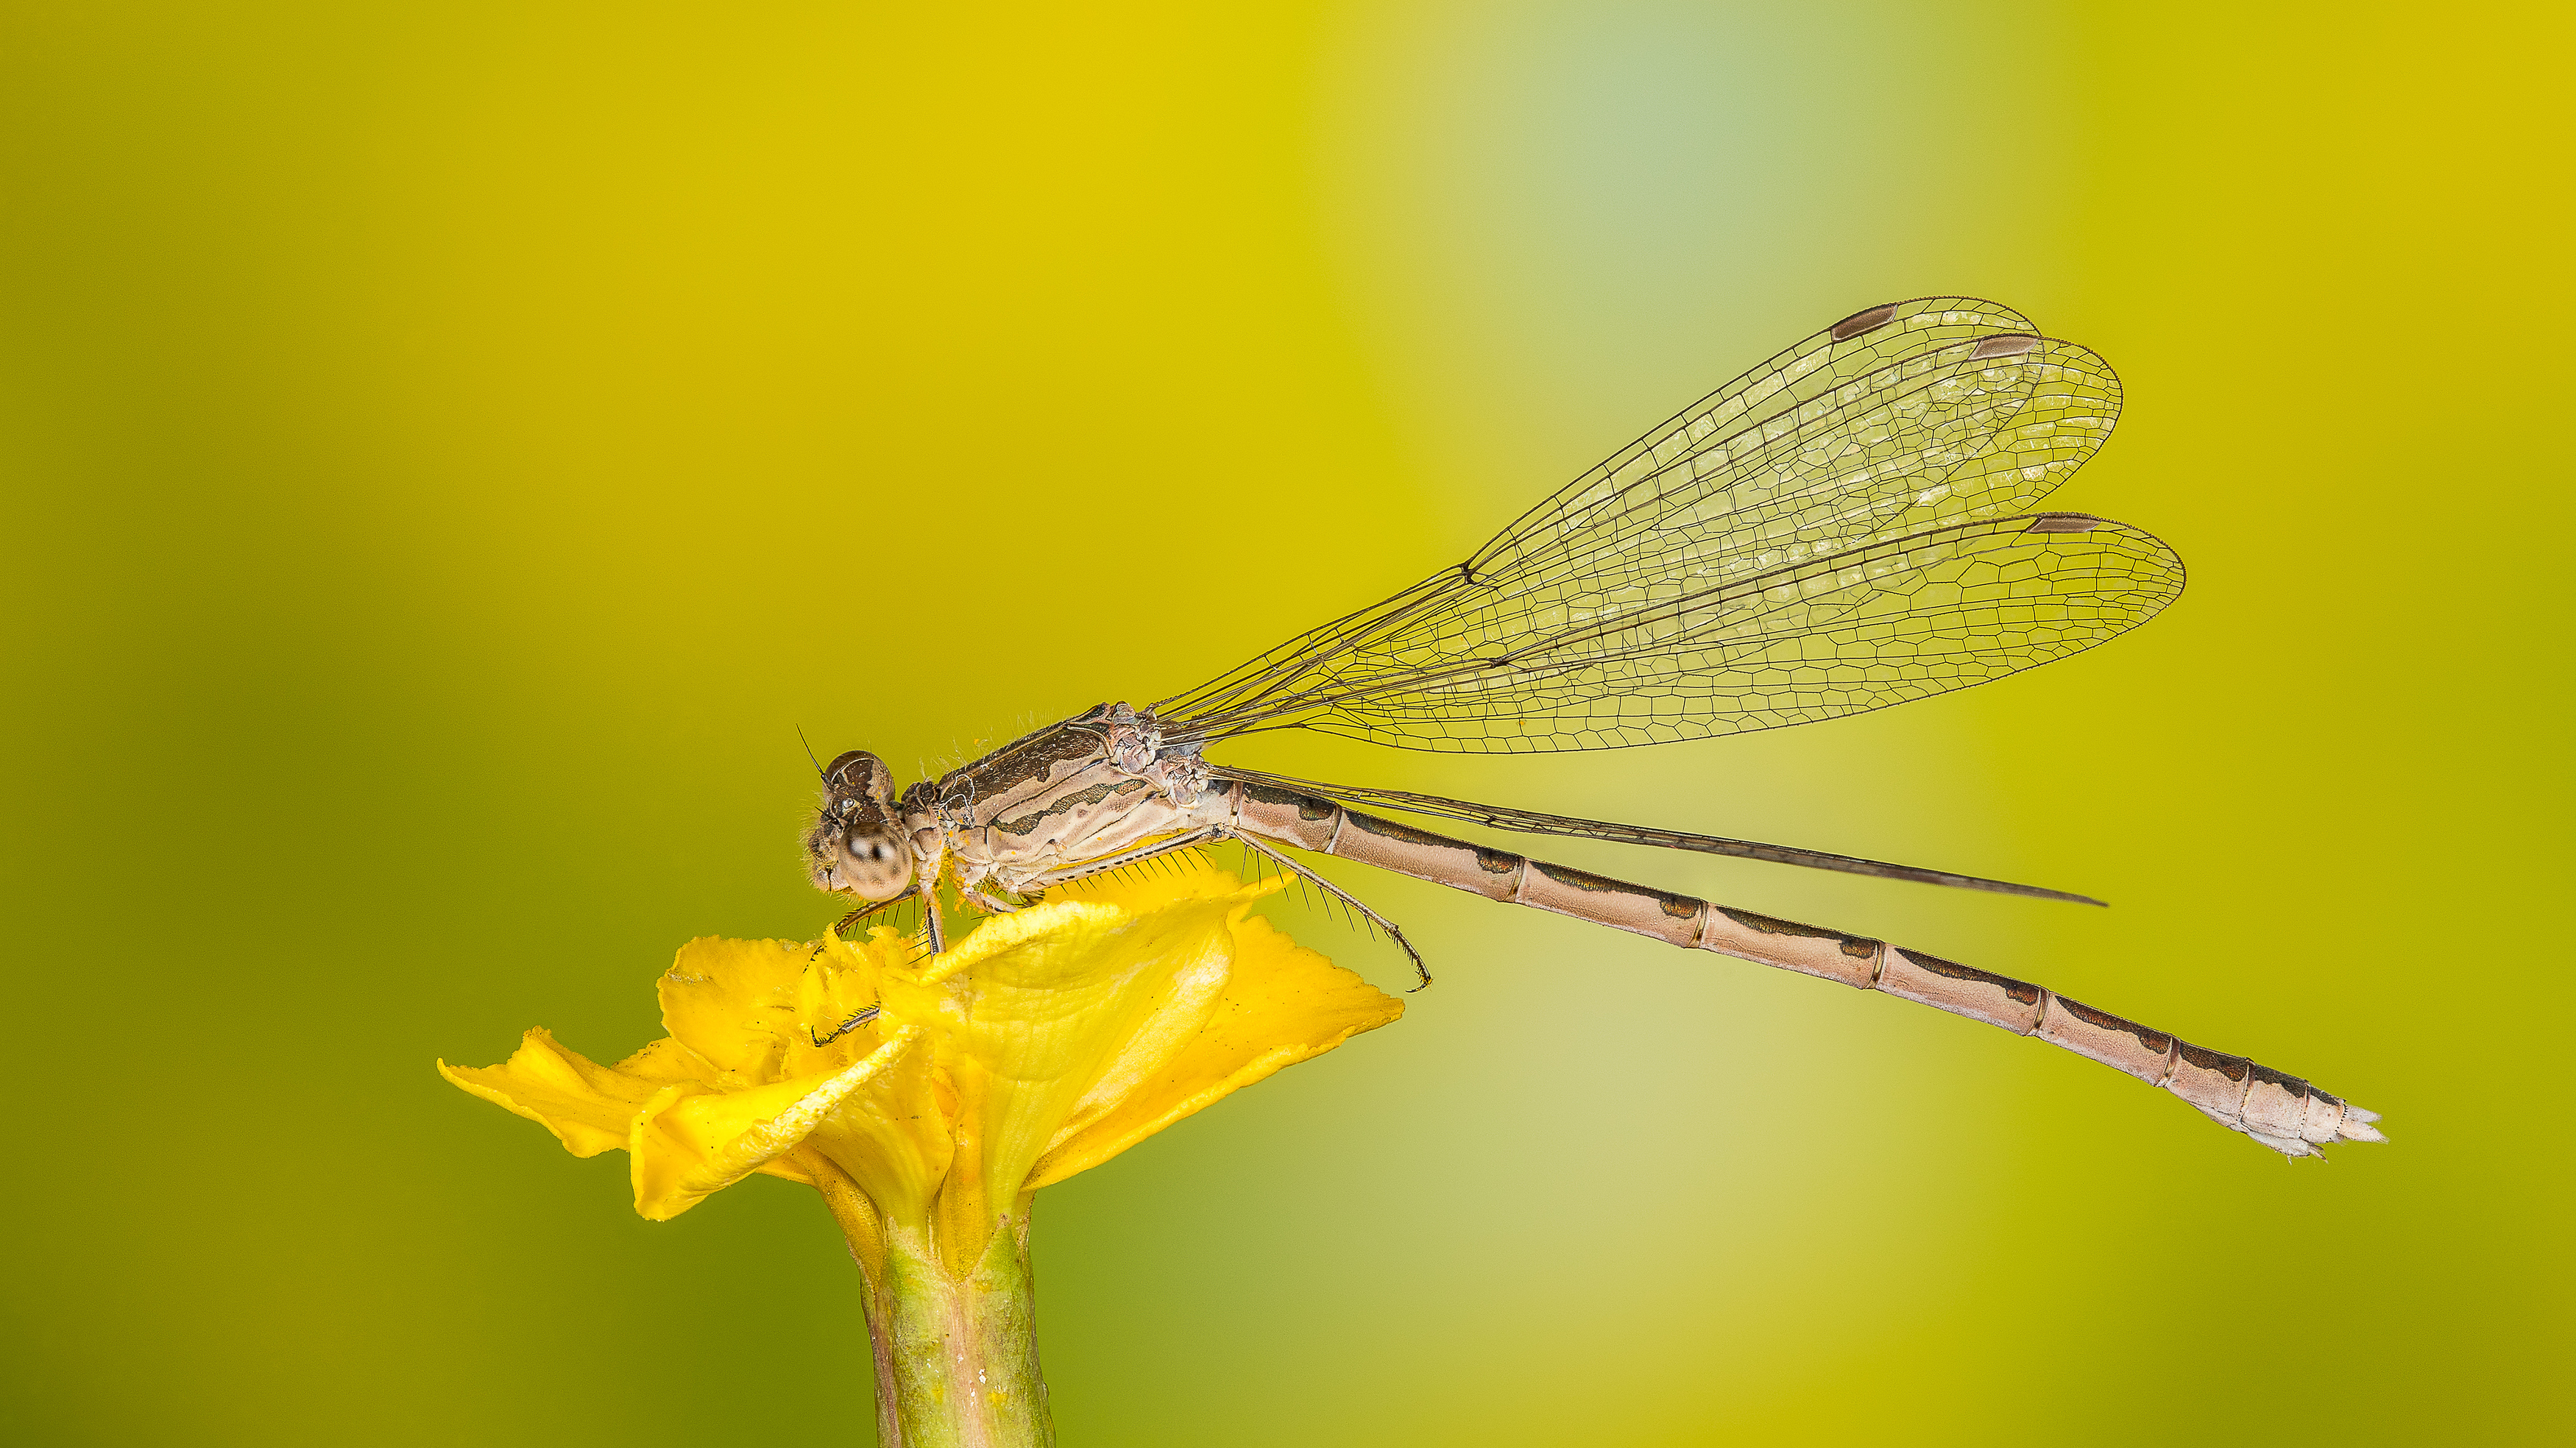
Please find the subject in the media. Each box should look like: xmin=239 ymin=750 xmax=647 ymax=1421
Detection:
xmin=4 ymin=1 xmax=2566 ymax=1442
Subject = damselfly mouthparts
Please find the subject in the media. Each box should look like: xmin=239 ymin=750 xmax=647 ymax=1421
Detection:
xmin=804 ymin=297 xmax=2383 ymax=1160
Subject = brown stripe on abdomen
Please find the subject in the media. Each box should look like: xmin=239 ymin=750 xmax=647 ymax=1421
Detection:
xmin=1236 ymin=784 xmax=1343 ymax=850
xmin=2034 ymin=995 xmax=2176 ymax=1084
xmin=1698 ymin=906 xmax=1883 ymax=987
xmin=1876 ymin=946 xmax=2047 ymax=1032
xmin=1331 ymin=809 xmax=1524 ymax=902
xmin=2164 ymin=1041 xmax=2254 ymax=1121
xmin=1516 ymin=860 xmax=1702 ymax=945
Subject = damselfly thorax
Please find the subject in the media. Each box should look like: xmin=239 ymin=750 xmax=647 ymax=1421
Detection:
xmin=801 ymin=297 xmax=2387 ymax=1163
xmin=867 ymin=703 xmax=1218 ymax=901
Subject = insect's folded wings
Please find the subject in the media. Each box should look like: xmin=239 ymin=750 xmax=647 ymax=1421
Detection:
xmin=1158 ymin=297 xmax=2179 ymax=753
xmin=1206 ymin=765 xmax=2106 ymax=905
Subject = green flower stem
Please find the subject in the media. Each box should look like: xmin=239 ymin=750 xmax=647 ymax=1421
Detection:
xmin=859 ymin=1207 xmax=1053 ymax=1448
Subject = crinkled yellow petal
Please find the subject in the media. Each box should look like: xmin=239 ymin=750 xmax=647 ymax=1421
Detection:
xmin=630 ymin=1027 xmax=925 ymax=1221
xmin=439 ymin=1028 xmax=668 ymax=1157
xmin=654 ymin=934 xmax=805 ymax=1081
xmin=613 ymin=1035 xmax=711 ymax=1087
xmin=798 ymin=1021 xmax=955 ymax=1228
xmin=640 ymin=931 xmax=953 ymax=1216
xmin=655 ymin=929 xmax=921 ymax=1073
xmin=654 ymin=934 xmax=888 ymax=1079
xmin=439 ymin=1029 xmax=822 ymax=1187
xmin=881 ymin=871 xmax=1274 ymax=1256
xmin=1027 ymin=912 xmax=1401 ymax=1190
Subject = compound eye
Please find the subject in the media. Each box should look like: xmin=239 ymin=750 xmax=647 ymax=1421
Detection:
xmin=846 ymin=831 xmax=894 ymax=864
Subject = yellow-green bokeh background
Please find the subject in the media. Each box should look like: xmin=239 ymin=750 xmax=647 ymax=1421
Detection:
xmin=4 ymin=3 xmax=2566 ymax=1442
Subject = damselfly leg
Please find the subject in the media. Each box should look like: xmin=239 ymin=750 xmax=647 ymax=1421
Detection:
xmin=964 ymin=884 xmax=1043 ymax=914
xmin=1233 ymin=834 xmax=1430 ymax=990
xmin=1038 ymin=827 xmax=1229 ymax=887
xmin=810 ymin=1003 xmax=880 ymax=1048
xmin=832 ymin=888 xmax=916 ymax=940
xmin=813 ymin=892 xmax=911 ymax=1046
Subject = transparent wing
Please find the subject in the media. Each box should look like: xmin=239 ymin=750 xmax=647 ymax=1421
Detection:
xmin=1158 ymin=298 xmax=2168 ymax=753
xmin=1170 ymin=509 xmax=2180 ymax=750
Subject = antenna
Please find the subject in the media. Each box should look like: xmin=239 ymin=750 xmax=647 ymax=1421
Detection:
xmin=796 ymin=725 xmax=824 ymax=779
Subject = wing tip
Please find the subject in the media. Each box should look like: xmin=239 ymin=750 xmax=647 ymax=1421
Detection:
xmin=1830 ymin=302 xmax=1900 ymax=341
xmin=1832 ymin=297 xmax=2042 ymax=344
xmin=2023 ymin=512 xmax=2106 ymax=534
xmin=1985 ymin=879 xmax=2108 ymax=906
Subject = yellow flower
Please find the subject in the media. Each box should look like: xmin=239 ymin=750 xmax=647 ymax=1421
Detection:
xmin=444 ymin=861 xmax=1398 ymax=1443
xmin=439 ymin=862 xmax=1400 ymax=1272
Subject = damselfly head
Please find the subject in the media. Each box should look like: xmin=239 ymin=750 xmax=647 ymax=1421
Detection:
xmin=806 ymin=749 xmax=913 ymax=901
xmin=821 ymin=750 xmax=895 ymax=806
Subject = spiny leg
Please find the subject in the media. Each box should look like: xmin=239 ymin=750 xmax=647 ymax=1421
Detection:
xmin=830 ymin=887 xmax=918 ymax=940
xmin=1035 ymin=827 xmax=1226 ymax=889
xmin=813 ymin=900 xmax=955 ymax=1046
xmin=1234 ymin=833 xmax=1431 ymax=990
xmin=964 ymin=884 xmax=1041 ymax=914
xmin=812 ymin=895 xmax=907 ymax=1043
xmin=810 ymin=1003 xmax=881 ymax=1048
xmin=921 ymin=889 xmax=948 ymax=957
xmin=811 ymin=887 xmax=930 ymax=1043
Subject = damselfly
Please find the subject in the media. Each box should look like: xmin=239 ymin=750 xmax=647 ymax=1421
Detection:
xmin=806 ymin=297 xmax=2382 ymax=1160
